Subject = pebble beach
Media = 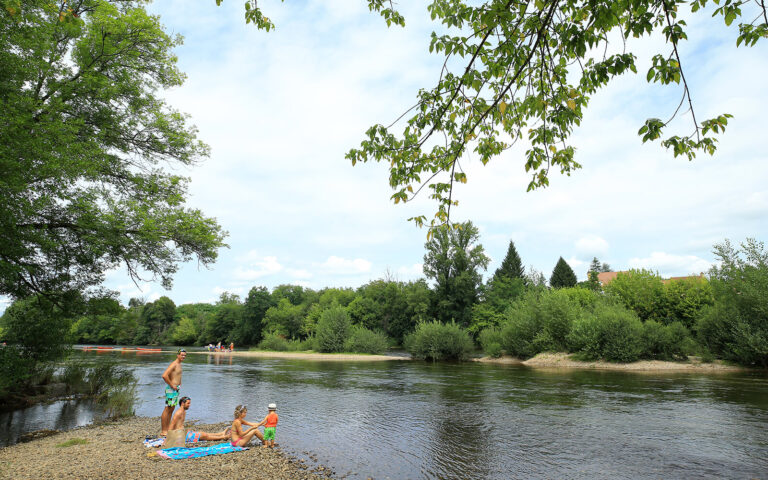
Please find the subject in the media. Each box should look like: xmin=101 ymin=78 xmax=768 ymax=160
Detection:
xmin=0 ymin=417 xmax=334 ymax=480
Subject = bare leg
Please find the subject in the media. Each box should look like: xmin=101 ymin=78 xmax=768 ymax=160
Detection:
xmin=198 ymin=426 xmax=231 ymax=442
xmin=236 ymin=427 xmax=264 ymax=447
xmin=160 ymin=405 xmax=175 ymax=435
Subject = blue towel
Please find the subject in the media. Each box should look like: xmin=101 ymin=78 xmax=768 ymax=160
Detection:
xmin=156 ymin=442 xmax=248 ymax=459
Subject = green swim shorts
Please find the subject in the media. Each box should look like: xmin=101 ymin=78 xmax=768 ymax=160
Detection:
xmin=263 ymin=427 xmax=276 ymax=441
xmin=164 ymin=386 xmax=179 ymax=407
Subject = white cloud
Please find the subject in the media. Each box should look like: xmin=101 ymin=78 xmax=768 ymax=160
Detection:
xmin=233 ymin=256 xmax=283 ymax=281
xmin=318 ymin=256 xmax=372 ymax=274
xmin=575 ymin=236 xmax=610 ymax=258
xmin=627 ymin=252 xmax=713 ymax=278
xmin=286 ymin=268 xmax=313 ymax=279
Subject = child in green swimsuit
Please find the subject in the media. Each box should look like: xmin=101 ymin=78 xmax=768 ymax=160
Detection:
xmin=256 ymin=403 xmax=278 ymax=448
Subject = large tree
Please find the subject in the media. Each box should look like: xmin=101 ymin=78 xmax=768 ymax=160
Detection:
xmin=232 ymin=0 xmax=766 ymax=226
xmin=423 ymin=221 xmax=490 ymax=326
xmin=1 ymin=1 xmax=226 ymax=301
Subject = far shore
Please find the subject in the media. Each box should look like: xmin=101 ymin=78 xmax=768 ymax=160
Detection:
xmin=191 ymin=350 xmax=411 ymax=362
xmin=474 ymin=352 xmax=747 ymax=372
xmin=73 ymin=346 xmax=749 ymax=371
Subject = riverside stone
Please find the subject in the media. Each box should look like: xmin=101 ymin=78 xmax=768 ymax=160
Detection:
xmin=0 ymin=417 xmax=332 ymax=480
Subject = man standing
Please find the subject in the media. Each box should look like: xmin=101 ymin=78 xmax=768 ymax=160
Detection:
xmin=165 ymin=397 xmax=231 ymax=447
xmin=160 ymin=348 xmax=186 ymax=435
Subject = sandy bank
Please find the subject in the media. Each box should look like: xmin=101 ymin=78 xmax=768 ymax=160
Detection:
xmin=191 ymin=350 xmax=410 ymax=361
xmin=0 ymin=417 xmax=333 ymax=480
xmin=475 ymin=352 xmax=746 ymax=372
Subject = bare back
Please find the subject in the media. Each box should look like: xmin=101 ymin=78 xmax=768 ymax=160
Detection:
xmin=169 ymin=405 xmax=186 ymax=431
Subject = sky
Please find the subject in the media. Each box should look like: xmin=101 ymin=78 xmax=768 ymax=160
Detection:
xmin=12 ymin=0 xmax=768 ymax=310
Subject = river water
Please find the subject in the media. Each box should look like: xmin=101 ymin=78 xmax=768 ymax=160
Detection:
xmin=2 ymin=350 xmax=767 ymax=479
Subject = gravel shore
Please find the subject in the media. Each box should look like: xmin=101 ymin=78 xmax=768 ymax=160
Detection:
xmin=475 ymin=352 xmax=746 ymax=372
xmin=0 ymin=417 xmax=334 ymax=480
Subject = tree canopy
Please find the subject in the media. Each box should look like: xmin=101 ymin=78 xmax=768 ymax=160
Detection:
xmin=232 ymin=0 xmax=767 ymax=227
xmin=1 ymin=0 xmax=227 ymax=301
xmin=423 ymin=221 xmax=490 ymax=325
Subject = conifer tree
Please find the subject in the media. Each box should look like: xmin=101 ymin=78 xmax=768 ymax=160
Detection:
xmin=493 ymin=240 xmax=525 ymax=281
xmin=550 ymin=257 xmax=577 ymax=289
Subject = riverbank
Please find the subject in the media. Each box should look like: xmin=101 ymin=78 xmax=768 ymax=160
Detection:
xmin=191 ymin=350 xmax=410 ymax=361
xmin=0 ymin=417 xmax=333 ymax=480
xmin=474 ymin=352 xmax=746 ymax=372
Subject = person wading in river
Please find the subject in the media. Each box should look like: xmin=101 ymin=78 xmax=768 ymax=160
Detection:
xmin=160 ymin=348 xmax=186 ymax=435
xmin=165 ymin=396 xmax=231 ymax=447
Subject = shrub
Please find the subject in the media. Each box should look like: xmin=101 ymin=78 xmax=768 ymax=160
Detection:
xmin=60 ymin=362 xmax=88 ymax=394
xmin=0 ymin=347 xmax=34 ymax=398
xmin=642 ymin=320 xmax=690 ymax=360
xmin=665 ymin=277 xmax=714 ymax=328
xmin=604 ymin=269 xmax=667 ymax=321
xmin=478 ymin=328 xmax=504 ymax=357
xmin=500 ymin=299 xmax=540 ymax=358
xmin=344 ymin=326 xmax=389 ymax=354
xmin=316 ymin=306 xmax=352 ymax=353
xmin=700 ymin=239 xmax=768 ymax=367
xmin=568 ymin=304 xmax=644 ymax=362
xmin=499 ymin=290 xmax=585 ymax=358
xmin=404 ymin=321 xmax=473 ymax=361
xmin=286 ymin=337 xmax=316 ymax=352
xmin=256 ymin=332 xmax=289 ymax=351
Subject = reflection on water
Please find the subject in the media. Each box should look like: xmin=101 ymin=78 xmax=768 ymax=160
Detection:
xmin=1 ymin=350 xmax=767 ymax=479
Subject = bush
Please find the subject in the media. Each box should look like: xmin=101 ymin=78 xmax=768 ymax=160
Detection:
xmin=642 ymin=320 xmax=690 ymax=360
xmin=344 ymin=326 xmax=389 ymax=354
xmin=498 ymin=290 xmax=585 ymax=359
xmin=316 ymin=306 xmax=352 ymax=353
xmin=404 ymin=321 xmax=473 ymax=361
xmin=0 ymin=347 xmax=34 ymax=397
xmin=286 ymin=337 xmax=316 ymax=351
xmin=568 ymin=304 xmax=644 ymax=362
xmin=500 ymin=299 xmax=539 ymax=358
xmin=478 ymin=328 xmax=504 ymax=357
xmin=700 ymin=239 xmax=768 ymax=367
xmin=256 ymin=332 xmax=290 ymax=351
xmin=604 ymin=269 xmax=667 ymax=321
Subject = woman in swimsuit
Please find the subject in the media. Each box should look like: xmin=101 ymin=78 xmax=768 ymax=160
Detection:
xmin=230 ymin=404 xmax=264 ymax=447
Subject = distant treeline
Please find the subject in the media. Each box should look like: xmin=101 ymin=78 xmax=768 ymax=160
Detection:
xmin=2 ymin=227 xmax=767 ymax=374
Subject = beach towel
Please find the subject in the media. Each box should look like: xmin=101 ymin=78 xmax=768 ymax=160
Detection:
xmin=143 ymin=437 xmax=165 ymax=448
xmin=156 ymin=442 xmax=248 ymax=460
xmin=143 ymin=431 xmax=204 ymax=448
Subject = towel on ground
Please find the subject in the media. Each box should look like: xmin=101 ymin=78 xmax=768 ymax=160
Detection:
xmin=143 ymin=431 xmax=204 ymax=448
xmin=156 ymin=442 xmax=248 ymax=460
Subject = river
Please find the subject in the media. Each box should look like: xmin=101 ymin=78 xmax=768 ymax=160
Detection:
xmin=2 ymin=350 xmax=767 ymax=479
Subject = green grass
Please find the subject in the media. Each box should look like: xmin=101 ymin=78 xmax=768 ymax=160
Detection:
xmin=55 ymin=438 xmax=88 ymax=448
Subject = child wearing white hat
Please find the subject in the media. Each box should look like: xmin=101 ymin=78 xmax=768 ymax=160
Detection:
xmin=256 ymin=403 xmax=279 ymax=448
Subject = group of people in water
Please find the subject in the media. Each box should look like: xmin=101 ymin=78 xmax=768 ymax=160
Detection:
xmin=160 ymin=348 xmax=278 ymax=448
xmin=205 ymin=342 xmax=234 ymax=352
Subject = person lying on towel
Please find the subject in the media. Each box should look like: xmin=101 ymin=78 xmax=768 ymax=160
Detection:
xmin=165 ymin=396 xmax=231 ymax=447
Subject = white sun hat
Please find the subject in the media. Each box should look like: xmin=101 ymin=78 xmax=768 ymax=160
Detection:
xmin=268 ymin=403 xmax=277 ymax=410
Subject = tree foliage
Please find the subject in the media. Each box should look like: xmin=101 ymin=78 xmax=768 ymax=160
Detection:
xmin=423 ymin=221 xmax=490 ymax=325
xmin=699 ymin=238 xmax=768 ymax=366
xmin=550 ymin=257 xmax=577 ymax=288
xmin=229 ymin=0 xmax=766 ymax=226
xmin=494 ymin=239 xmax=525 ymax=281
xmin=0 ymin=0 xmax=226 ymax=301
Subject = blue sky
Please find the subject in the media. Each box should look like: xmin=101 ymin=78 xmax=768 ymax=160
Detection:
xmin=8 ymin=1 xmax=768 ymax=310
